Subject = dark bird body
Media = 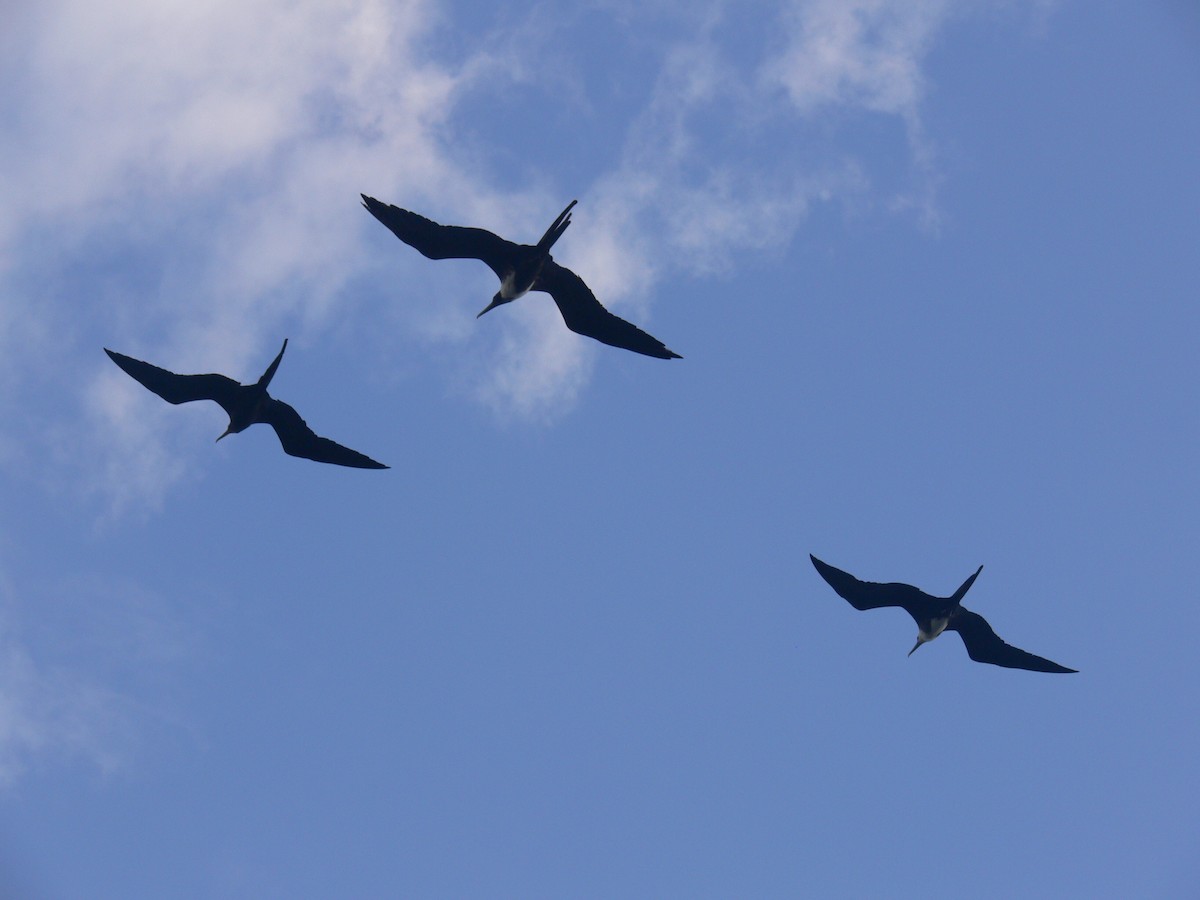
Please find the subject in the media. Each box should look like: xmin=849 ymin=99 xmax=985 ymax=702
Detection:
xmin=809 ymin=555 xmax=1076 ymax=673
xmin=105 ymin=341 xmax=388 ymax=469
xmin=361 ymin=194 xmax=681 ymax=360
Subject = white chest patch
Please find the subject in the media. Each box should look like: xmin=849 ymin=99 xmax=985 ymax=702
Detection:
xmin=926 ymin=616 xmax=950 ymax=640
xmin=499 ymin=270 xmax=526 ymax=300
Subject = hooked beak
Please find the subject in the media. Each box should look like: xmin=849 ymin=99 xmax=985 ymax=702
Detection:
xmin=907 ymin=638 xmax=923 ymax=657
xmin=477 ymin=295 xmax=504 ymax=319
xmin=216 ymin=426 xmax=234 ymax=443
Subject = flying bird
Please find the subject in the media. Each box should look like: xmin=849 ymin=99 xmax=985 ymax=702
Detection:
xmin=361 ymin=194 xmax=681 ymax=360
xmin=105 ymin=340 xmax=388 ymax=469
xmin=809 ymin=555 xmax=1076 ymax=673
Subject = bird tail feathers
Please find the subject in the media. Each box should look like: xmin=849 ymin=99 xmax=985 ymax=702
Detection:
xmin=255 ymin=339 xmax=288 ymax=391
xmin=537 ymin=200 xmax=578 ymax=250
xmin=951 ymin=565 xmax=984 ymax=605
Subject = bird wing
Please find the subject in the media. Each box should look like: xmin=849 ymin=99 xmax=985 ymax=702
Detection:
xmin=361 ymin=195 xmax=517 ymax=279
xmin=105 ymin=348 xmax=241 ymax=413
xmin=534 ymin=261 xmax=682 ymax=359
xmin=948 ymin=608 xmax=1077 ymax=673
xmin=259 ymin=398 xmax=388 ymax=469
xmin=809 ymin=555 xmax=940 ymax=623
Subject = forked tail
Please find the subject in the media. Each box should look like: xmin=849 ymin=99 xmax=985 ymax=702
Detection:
xmin=536 ymin=200 xmax=578 ymax=250
xmin=255 ymin=339 xmax=289 ymax=391
xmin=951 ymin=565 xmax=984 ymax=605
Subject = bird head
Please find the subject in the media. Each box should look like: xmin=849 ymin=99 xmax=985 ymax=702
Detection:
xmin=477 ymin=292 xmax=512 ymax=318
xmin=908 ymin=635 xmax=928 ymax=657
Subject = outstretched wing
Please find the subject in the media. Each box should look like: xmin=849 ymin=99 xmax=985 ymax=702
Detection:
xmin=361 ymin=195 xmax=517 ymax=280
xmin=105 ymin=348 xmax=241 ymax=414
xmin=534 ymin=261 xmax=682 ymax=359
xmin=809 ymin=554 xmax=940 ymax=624
xmin=259 ymin=398 xmax=388 ymax=469
xmin=948 ymin=608 xmax=1077 ymax=673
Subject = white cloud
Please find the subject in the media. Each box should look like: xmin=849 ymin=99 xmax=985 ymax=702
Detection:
xmin=80 ymin=367 xmax=190 ymax=520
xmin=1 ymin=0 xmax=473 ymax=341
xmin=476 ymin=303 xmax=595 ymax=423
xmin=0 ymin=0 xmax=495 ymax=511
xmin=765 ymin=0 xmax=954 ymax=120
xmin=0 ymin=567 xmax=197 ymax=786
xmin=478 ymin=0 xmax=989 ymax=411
xmin=0 ymin=0 xmax=1035 ymax=512
xmin=526 ymin=16 xmax=865 ymax=352
xmin=0 ymin=641 xmax=129 ymax=785
xmin=0 ymin=602 xmax=127 ymax=786
xmin=761 ymin=0 xmax=984 ymax=226
xmin=2 ymin=0 xmax=460 ymax=229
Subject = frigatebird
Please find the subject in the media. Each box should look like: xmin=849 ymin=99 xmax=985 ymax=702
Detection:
xmin=361 ymin=194 xmax=682 ymax=360
xmin=809 ymin=555 xmax=1076 ymax=673
xmin=105 ymin=340 xmax=388 ymax=469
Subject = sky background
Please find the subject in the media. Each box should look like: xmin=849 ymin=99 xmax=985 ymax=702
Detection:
xmin=1 ymin=0 xmax=1198 ymax=896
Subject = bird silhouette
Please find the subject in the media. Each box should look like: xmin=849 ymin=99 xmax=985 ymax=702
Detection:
xmin=105 ymin=340 xmax=388 ymax=469
xmin=809 ymin=555 xmax=1076 ymax=673
xmin=361 ymin=194 xmax=681 ymax=360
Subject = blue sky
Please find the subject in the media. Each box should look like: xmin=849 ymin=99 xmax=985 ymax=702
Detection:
xmin=2 ymin=1 xmax=1198 ymax=896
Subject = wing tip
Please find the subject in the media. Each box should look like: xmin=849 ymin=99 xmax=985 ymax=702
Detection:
xmin=104 ymin=347 xmax=138 ymax=370
xmin=1027 ymin=661 xmax=1079 ymax=674
xmin=809 ymin=554 xmax=842 ymax=585
xmin=1050 ymin=662 xmax=1079 ymax=674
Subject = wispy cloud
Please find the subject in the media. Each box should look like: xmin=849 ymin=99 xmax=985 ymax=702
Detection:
xmin=0 ymin=0 xmax=1038 ymax=512
xmin=1 ymin=0 xmax=496 ymax=511
xmin=0 ymin=636 xmax=128 ymax=785
xmin=763 ymin=0 xmax=966 ymax=225
xmin=81 ymin=367 xmax=190 ymax=520
xmin=0 ymin=567 xmax=197 ymax=786
xmin=467 ymin=0 xmax=1005 ymax=414
xmin=765 ymin=0 xmax=952 ymax=119
xmin=475 ymin=304 xmax=596 ymax=422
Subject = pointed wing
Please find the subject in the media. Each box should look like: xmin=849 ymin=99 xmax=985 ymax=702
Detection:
xmin=809 ymin=555 xmax=940 ymax=624
xmin=106 ymin=348 xmax=241 ymax=413
xmin=948 ymin=608 xmax=1077 ymax=673
xmin=361 ymin=195 xmax=517 ymax=279
xmin=259 ymin=398 xmax=388 ymax=469
xmin=534 ymin=261 xmax=682 ymax=359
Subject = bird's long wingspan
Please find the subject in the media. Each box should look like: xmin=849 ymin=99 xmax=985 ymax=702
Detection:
xmin=535 ymin=262 xmax=681 ymax=359
xmin=105 ymin=349 xmax=241 ymax=411
xmin=809 ymin=555 xmax=939 ymax=622
xmin=361 ymin=195 xmax=517 ymax=279
xmin=948 ymin=608 xmax=1077 ymax=673
xmin=260 ymin=398 xmax=388 ymax=469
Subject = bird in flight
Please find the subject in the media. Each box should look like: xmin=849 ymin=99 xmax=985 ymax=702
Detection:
xmin=105 ymin=340 xmax=388 ymax=469
xmin=809 ymin=555 xmax=1076 ymax=673
xmin=361 ymin=194 xmax=681 ymax=360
